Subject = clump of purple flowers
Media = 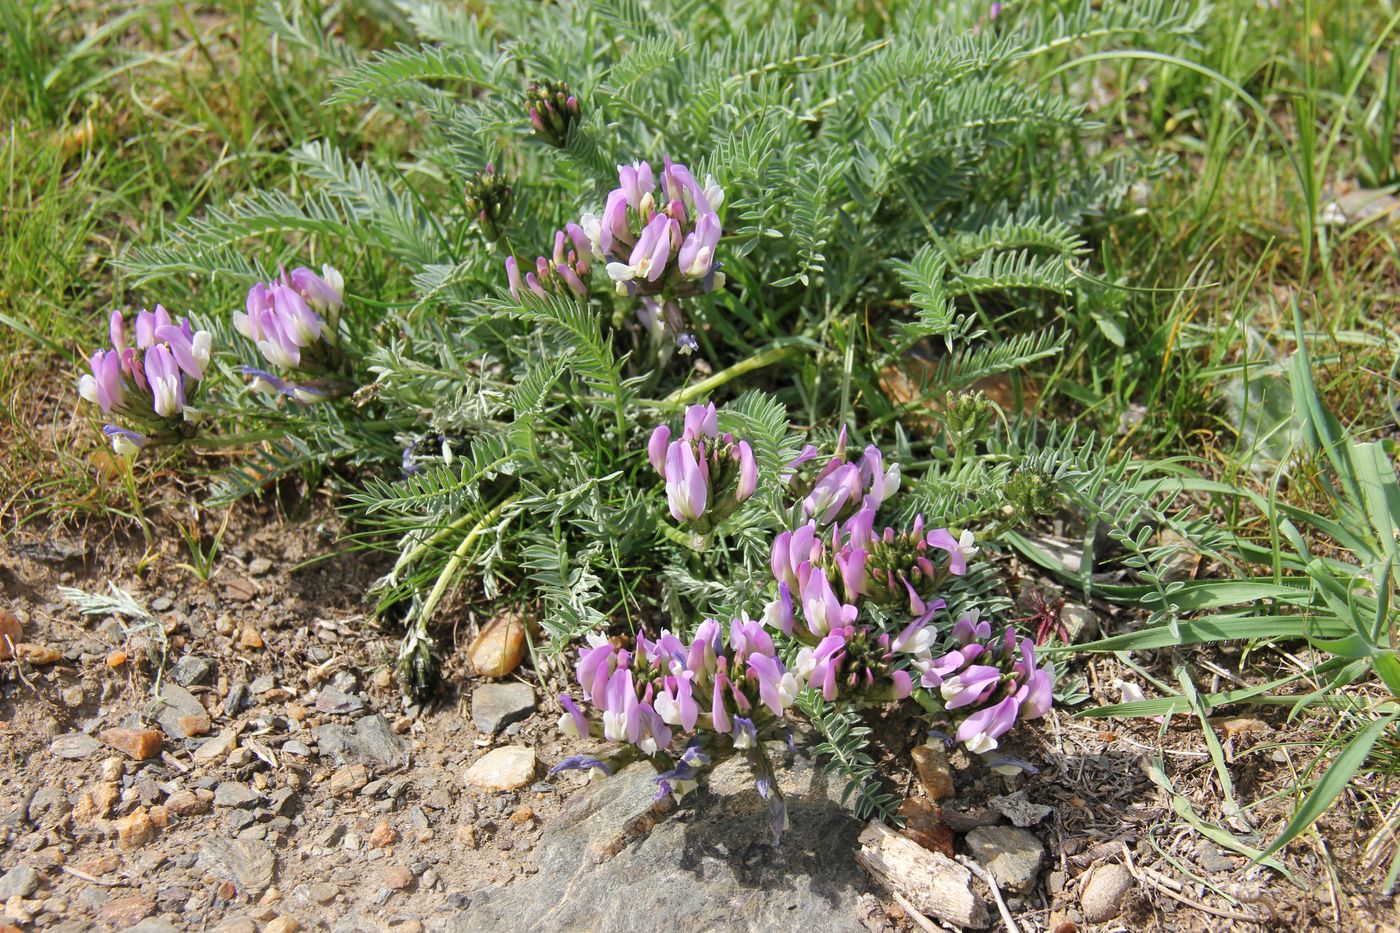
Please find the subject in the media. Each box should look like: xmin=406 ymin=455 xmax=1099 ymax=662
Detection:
xmin=554 ymin=617 xmax=802 ymax=841
xmin=77 ymin=305 xmax=213 ymax=454
xmin=584 ymin=158 xmax=724 ymax=295
xmin=647 ymin=403 xmax=757 ymax=532
xmin=552 ymin=408 xmax=1054 ymax=840
xmin=920 ymin=611 xmax=1054 ymax=762
xmin=506 ymin=225 xmax=592 ymax=301
xmin=234 ymin=265 xmax=343 ymax=402
xmin=503 ymin=157 xmax=725 ymax=355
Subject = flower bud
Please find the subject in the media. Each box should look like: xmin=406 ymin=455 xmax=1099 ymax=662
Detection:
xmin=464 ymin=164 xmax=514 ymax=240
xmin=525 ymin=80 xmax=581 ymax=147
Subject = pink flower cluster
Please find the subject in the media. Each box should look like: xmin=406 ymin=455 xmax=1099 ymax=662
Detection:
xmin=78 ymin=306 xmax=213 ymax=453
xmin=234 ymin=265 xmax=342 ymax=371
xmin=559 ymin=617 xmax=803 ymax=757
xmin=502 ymin=158 xmax=725 ymax=353
xmin=506 ymin=225 xmax=592 ymax=301
xmin=647 ymin=403 xmax=757 ymax=529
xmin=768 ymin=434 xmax=977 ymax=630
xmin=921 ymin=612 xmax=1054 ymax=757
xmin=584 ymin=158 xmax=724 ymax=295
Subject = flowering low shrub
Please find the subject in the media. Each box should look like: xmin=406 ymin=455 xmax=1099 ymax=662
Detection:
xmin=89 ymin=0 xmax=1210 ymax=825
xmin=550 ymin=405 xmax=1053 ymax=838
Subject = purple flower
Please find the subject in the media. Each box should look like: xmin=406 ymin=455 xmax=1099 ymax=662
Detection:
xmin=102 ymin=425 xmax=145 ymax=456
xmin=955 ymin=696 xmax=1020 ymax=754
xmin=558 ymin=694 xmax=590 ymax=739
xmin=154 ymin=324 xmax=211 ymax=380
xmin=927 ymin=528 xmax=978 ymax=576
xmin=803 ymin=462 xmax=862 ymax=524
xmin=939 ymin=664 xmax=1001 ymax=710
xmin=798 ymin=566 xmax=856 ymax=636
xmin=78 ymin=350 xmax=125 ymax=413
xmin=287 ymin=265 xmax=344 ymax=312
xmin=647 ymin=424 xmax=672 ymax=473
xmin=144 ymin=345 xmax=184 ymax=417
xmin=1018 ymin=663 xmax=1055 ymax=719
xmin=683 ymin=403 xmax=718 ymax=440
xmin=235 ymin=274 xmax=326 ymax=370
xmin=806 ymin=633 xmax=848 ymax=701
xmin=664 ymin=441 xmax=708 ymax=521
xmin=648 ymin=403 xmax=760 ymax=529
xmin=762 ymin=583 xmax=795 ymax=636
xmin=731 ymin=715 xmax=757 ymax=749
xmin=655 ymin=674 xmax=699 ymax=731
xmin=678 ymin=212 xmax=721 ymax=279
xmin=735 ymin=441 xmax=757 ymax=500
xmin=239 ymin=367 xmax=326 ymax=405
xmin=550 ymin=755 xmax=613 ymax=776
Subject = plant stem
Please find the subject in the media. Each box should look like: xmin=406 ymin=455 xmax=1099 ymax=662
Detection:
xmin=416 ymin=494 xmax=519 ymax=624
xmin=663 ymin=340 xmax=808 ymax=406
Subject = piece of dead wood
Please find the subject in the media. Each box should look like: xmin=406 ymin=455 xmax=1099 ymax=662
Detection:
xmin=857 ymin=819 xmax=990 ymax=929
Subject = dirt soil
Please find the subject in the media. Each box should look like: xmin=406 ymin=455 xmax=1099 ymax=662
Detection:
xmin=1 ymin=503 xmax=1397 ymax=932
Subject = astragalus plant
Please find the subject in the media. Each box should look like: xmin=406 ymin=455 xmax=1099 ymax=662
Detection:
xmin=107 ymin=0 xmax=1206 ymax=822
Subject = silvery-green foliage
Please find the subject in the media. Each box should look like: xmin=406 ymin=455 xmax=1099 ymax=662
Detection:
xmin=125 ymin=0 xmax=1208 ymax=710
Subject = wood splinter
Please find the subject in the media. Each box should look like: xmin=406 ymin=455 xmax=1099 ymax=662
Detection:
xmin=856 ymin=819 xmax=991 ymax=930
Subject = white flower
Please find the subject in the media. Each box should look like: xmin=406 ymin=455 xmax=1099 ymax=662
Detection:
xmin=654 ymin=692 xmax=682 ymax=727
xmin=702 ymin=175 xmax=725 ymax=210
xmin=777 ymin=672 xmax=803 ymax=707
xmin=958 ymin=530 xmax=978 ymax=560
xmin=606 ymin=261 xmax=638 ymax=282
xmin=558 ymin=711 xmax=582 ymax=739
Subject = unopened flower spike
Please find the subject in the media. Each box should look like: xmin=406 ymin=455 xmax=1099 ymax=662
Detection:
xmin=505 ymin=225 xmax=592 ymax=302
xmin=464 ymin=163 xmax=514 ymax=240
xmin=525 ymin=79 xmax=580 ymax=147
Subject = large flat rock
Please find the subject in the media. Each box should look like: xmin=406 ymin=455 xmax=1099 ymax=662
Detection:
xmin=456 ymin=746 xmax=871 ymax=933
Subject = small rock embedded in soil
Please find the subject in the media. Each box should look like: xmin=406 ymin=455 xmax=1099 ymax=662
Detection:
xmin=197 ymin=838 xmax=276 ymax=895
xmin=172 ymin=655 xmax=212 ymax=686
xmin=214 ymin=783 xmax=261 ymax=809
xmin=49 ymin=732 xmax=100 ymax=760
xmin=1081 ymin=862 xmax=1134 ymax=922
xmin=247 ymin=557 xmax=273 ymax=576
xmin=0 ymin=866 xmax=39 ymax=900
xmin=468 ymin=614 xmax=528 ymax=678
xmin=193 ymin=729 xmax=239 ymax=765
xmin=463 ymin=747 xmax=536 ymax=791
xmin=99 ymin=728 xmax=163 ymax=760
xmin=0 ymin=609 xmax=23 ymax=660
xmin=988 ymin=791 xmax=1053 ymax=827
xmin=330 ymin=764 xmax=369 ymax=797
xmin=313 ymin=714 xmax=406 ymax=769
xmin=471 ymin=683 xmax=536 ymax=735
xmin=165 ymin=790 xmax=209 ymax=818
xmin=910 ymin=742 xmax=954 ymax=801
xmin=894 ymin=798 xmax=953 ymax=856
xmin=211 ymin=917 xmax=258 ymax=933
xmin=15 ymin=642 xmax=61 ymax=664
xmin=369 ymin=819 xmax=398 ymax=848
xmin=381 ymin=865 xmax=413 ymax=891
xmin=114 ymin=808 xmax=157 ymax=849
xmin=154 ymin=683 xmax=212 ymax=739
xmin=100 ymin=893 xmax=155 ymax=927
xmin=314 ymin=685 xmax=364 ymax=716
xmin=966 ymin=825 xmax=1044 ymax=895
